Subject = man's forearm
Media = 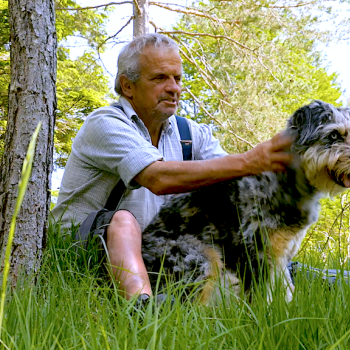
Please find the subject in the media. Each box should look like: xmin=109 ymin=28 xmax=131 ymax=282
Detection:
xmin=135 ymin=154 xmax=252 ymax=195
xmin=135 ymin=132 xmax=294 ymax=195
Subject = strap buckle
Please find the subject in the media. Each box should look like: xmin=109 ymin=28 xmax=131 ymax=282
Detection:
xmin=180 ymin=140 xmax=192 ymax=146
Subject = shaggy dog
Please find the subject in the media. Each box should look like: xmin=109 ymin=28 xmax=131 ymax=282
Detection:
xmin=141 ymin=101 xmax=350 ymax=302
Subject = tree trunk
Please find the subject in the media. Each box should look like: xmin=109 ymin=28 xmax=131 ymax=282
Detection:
xmin=0 ymin=0 xmax=56 ymax=285
xmin=133 ymin=0 xmax=149 ymax=37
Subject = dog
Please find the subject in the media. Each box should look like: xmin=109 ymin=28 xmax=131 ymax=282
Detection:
xmin=141 ymin=100 xmax=350 ymax=303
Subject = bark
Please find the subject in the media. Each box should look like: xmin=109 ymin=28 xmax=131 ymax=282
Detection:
xmin=0 ymin=0 xmax=56 ymax=285
xmin=133 ymin=0 xmax=149 ymax=37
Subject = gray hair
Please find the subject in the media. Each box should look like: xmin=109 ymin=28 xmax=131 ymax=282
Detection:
xmin=115 ymin=33 xmax=179 ymax=95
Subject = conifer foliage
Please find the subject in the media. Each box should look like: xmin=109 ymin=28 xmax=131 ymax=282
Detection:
xmin=164 ymin=0 xmax=344 ymax=153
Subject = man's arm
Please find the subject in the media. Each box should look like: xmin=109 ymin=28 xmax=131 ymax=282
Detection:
xmin=135 ymin=132 xmax=294 ymax=195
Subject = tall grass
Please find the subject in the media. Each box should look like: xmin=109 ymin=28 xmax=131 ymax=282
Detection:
xmin=2 ymin=124 xmax=350 ymax=348
xmin=0 ymin=223 xmax=350 ymax=349
xmin=0 ymin=122 xmax=41 ymax=340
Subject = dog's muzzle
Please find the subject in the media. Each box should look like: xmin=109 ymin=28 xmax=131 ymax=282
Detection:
xmin=326 ymin=168 xmax=350 ymax=188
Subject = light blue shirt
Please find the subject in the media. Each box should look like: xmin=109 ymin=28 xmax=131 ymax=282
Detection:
xmin=51 ymin=97 xmax=228 ymax=231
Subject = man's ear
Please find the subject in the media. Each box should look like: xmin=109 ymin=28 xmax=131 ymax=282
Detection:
xmin=119 ymin=74 xmax=134 ymax=98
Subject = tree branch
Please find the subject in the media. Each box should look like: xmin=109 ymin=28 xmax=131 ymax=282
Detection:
xmin=159 ymin=30 xmax=253 ymax=51
xmin=255 ymin=55 xmax=280 ymax=83
xmin=133 ymin=0 xmax=141 ymax=15
xmin=219 ymin=101 xmax=255 ymax=150
xmin=269 ymin=1 xmax=317 ymax=9
xmin=216 ymin=0 xmax=316 ymax=5
xmin=183 ymin=87 xmax=254 ymax=148
xmin=182 ymin=86 xmax=227 ymax=129
xmin=150 ymin=2 xmax=239 ymax=26
xmin=158 ymin=29 xmax=281 ymax=84
xmin=177 ymin=41 xmax=228 ymax=99
xmin=151 ymin=23 xmax=239 ymax=101
xmin=56 ymin=1 xmax=132 ymax=11
xmin=97 ymin=16 xmax=134 ymax=52
xmin=96 ymin=16 xmax=134 ymax=77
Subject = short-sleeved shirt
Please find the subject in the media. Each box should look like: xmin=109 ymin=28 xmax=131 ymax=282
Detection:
xmin=51 ymin=97 xmax=228 ymax=231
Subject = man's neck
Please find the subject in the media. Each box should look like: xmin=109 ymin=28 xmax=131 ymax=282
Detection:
xmin=122 ymin=95 xmax=168 ymax=147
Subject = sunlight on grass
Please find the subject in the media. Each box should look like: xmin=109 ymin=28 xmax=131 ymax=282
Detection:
xmin=0 ymin=228 xmax=350 ymax=349
xmin=2 ymin=134 xmax=350 ymax=347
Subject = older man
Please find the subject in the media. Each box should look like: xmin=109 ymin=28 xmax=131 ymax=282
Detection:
xmin=51 ymin=34 xmax=293 ymax=300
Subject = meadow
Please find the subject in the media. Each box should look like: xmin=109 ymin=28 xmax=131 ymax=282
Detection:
xmin=1 ymin=221 xmax=350 ymax=350
xmin=2 ymin=129 xmax=350 ymax=349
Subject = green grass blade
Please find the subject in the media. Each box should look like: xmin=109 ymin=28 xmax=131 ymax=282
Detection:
xmin=0 ymin=122 xmax=42 ymax=338
xmin=328 ymin=328 xmax=350 ymax=350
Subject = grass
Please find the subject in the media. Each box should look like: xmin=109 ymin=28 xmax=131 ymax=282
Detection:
xmin=1 ymin=226 xmax=350 ymax=350
xmin=2 ymin=125 xmax=350 ymax=348
xmin=0 ymin=123 xmax=41 ymax=337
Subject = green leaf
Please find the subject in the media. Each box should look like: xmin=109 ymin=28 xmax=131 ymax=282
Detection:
xmin=0 ymin=122 xmax=41 ymax=339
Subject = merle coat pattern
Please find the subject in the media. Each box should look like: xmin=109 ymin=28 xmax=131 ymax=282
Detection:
xmin=141 ymin=101 xmax=350 ymax=302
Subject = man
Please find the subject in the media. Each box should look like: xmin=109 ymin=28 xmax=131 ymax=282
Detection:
xmin=51 ymin=33 xmax=293 ymax=300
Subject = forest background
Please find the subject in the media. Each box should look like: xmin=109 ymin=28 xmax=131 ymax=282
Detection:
xmin=1 ymin=0 xmax=350 ymax=264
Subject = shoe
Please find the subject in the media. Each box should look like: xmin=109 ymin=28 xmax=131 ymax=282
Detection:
xmin=135 ymin=293 xmax=175 ymax=310
xmin=155 ymin=293 xmax=175 ymax=306
xmin=135 ymin=293 xmax=150 ymax=309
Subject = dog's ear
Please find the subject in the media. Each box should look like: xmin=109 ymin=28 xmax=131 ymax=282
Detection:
xmin=287 ymin=101 xmax=333 ymax=145
xmin=287 ymin=106 xmax=309 ymax=131
xmin=287 ymin=104 xmax=314 ymax=144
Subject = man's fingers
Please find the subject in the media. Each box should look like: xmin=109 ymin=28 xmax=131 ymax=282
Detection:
xmin=246 ymin=131 xmax=295 ymax=175
xmin=270 ymin=152 xmax=294 ymax=165
xmin=270 ymin=131 xmax=295 ymax=152
xmin=270 ymin=163 xmax=287 ymax=172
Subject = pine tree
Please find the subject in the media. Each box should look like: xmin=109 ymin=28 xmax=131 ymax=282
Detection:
xmin=0 ymin=0 xmax=56 ymax=283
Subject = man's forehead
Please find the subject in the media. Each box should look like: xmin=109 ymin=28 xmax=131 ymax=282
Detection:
xmin=139 ymin=47 xmax=182 ymax=68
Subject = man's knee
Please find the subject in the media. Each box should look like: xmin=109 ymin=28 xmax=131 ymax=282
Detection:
xmin=107 ymin=210 xmax=141 ymax=239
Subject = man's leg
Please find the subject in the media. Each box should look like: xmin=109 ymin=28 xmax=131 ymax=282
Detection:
xmin=106 ymin=210 xmax=152 ymax=299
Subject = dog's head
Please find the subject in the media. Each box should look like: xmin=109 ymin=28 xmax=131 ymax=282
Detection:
xmin=287 ymin=100 xmax=350 ymax=196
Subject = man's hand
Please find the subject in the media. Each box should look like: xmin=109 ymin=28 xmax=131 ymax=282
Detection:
xmin=135 ymin=131 xmax=295 ymax=195
xmin=243 ymin=131 xmax=295 ymax=175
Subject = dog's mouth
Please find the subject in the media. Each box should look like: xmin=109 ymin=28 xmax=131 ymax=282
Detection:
xmin=327 ymin=168 xmax=350 ymax=188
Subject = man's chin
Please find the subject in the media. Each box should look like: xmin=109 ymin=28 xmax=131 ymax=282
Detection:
xmin=156 ymin=107 xmax=178 ymax=119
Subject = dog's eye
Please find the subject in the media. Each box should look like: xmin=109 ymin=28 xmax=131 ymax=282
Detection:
xmin=329 ymin=131 xmax=341 ymax=142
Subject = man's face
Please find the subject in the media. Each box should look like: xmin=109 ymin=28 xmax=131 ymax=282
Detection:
xmin=127 ymin=46 xmax=182 ymax=120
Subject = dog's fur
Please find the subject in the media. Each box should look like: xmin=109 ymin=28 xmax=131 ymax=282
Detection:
xmin=141 ymin=101 xmax=350 ymax=302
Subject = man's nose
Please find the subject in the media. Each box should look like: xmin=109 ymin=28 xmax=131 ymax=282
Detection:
xmin=165 ymin=77 xmax=181 ymax=94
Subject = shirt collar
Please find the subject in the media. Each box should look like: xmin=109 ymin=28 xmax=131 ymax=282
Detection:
xmin=118 ymin=96 xmax=138 ymax=120
xmin=118 ymin=96 xmax=174 ymax=135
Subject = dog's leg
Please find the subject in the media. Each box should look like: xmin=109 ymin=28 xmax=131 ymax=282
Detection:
xmin=199 ymin=246 xmax=225 ymax=304
xmin=210 ymin=270 xmax=242 ymax=305
xmin=267 ymin=228 xmax=307 ymax=302
xmin=265 ymin=261 xmax=295 ymax=303
xmin=142 ymin=231 xmax=226 ymax=299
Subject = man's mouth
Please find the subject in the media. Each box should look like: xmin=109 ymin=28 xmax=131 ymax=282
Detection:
xmin=327 ymin=168 xmax=350 ymax=188
xmin=160 ymin=97 xmax=177 ymax=104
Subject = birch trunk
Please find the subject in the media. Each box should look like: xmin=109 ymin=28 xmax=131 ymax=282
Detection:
xmin=0 ymin=0 xmax=56 ymax=285
xmin=133 ymin=0 xmax=149 ymax=37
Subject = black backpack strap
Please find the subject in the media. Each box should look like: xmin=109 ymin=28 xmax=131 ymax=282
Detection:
xmin=104 ymin=108 xmax=193 ymax=210
xmin=175 ymin=115 xmax=192 ymax=161
xmin=111 ymin=103 xmax=123 ymax=112
xmin=104 ymin=179 xmax=126 ymax=211
xmin=103 ymin=103 xmax=127 ymax=210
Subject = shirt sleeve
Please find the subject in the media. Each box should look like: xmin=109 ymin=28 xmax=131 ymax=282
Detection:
xmin=72 ymin=107 xmax=163 ymax=189
xmin=188 ymin=119 xmax=228 ymax=160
